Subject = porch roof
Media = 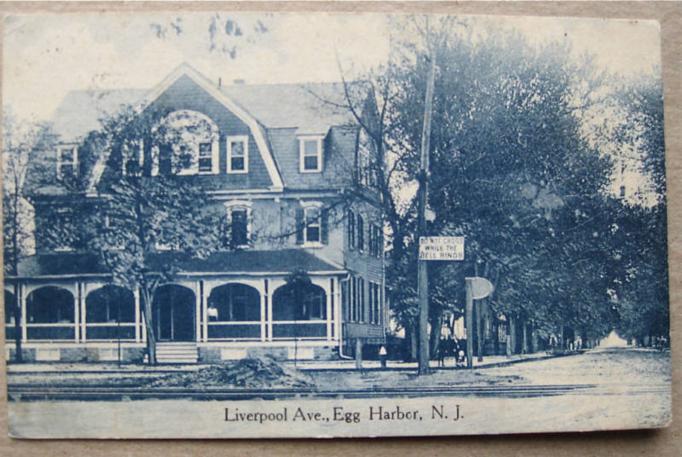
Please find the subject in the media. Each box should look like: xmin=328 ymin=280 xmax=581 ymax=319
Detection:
xmin=11 ymin=249 xmax=344 ymax=279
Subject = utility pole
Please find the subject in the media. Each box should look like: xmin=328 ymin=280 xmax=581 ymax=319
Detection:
xmin=417 ymin=24 xmax=437 ymax=376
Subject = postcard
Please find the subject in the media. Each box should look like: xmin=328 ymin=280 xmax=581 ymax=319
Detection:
xmin=2 ymin=11 xmax=670 ymax=438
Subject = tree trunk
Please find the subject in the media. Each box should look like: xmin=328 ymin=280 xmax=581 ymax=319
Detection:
xmin=476 ymin=301 xmax=484 ymax=361
xmin=522 ymin=320 xmax=529 ymax=354
xmin=410 ymin=324 xmax=418 ymax=361
xmin=141 ymin=288 xmax=157 ymax=365
xmin=509 ymin=315 xmax=516 ymax=355
xmin=13 ymin=284 xmax=23 ymax=363
xmin=430 ymin=315 xmax=442 ymax=358
xmin=355 ymin=338 xmax=363 ymax=370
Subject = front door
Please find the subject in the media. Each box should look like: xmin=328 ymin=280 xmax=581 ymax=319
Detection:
xmin=153 ymin=285 xmax=195 ymax=341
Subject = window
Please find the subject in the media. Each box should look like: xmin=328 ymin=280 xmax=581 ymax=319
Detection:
xmin=357 ymin=277 xmax=365 ymax=322
xmin=198 ymin=142 xmax=213 ymax=173
xmin=341 ymin=280 xmax=350 ymax=322
xmin=224 ymin=201 xmax=251 ymax=248
xmin=369 ymin=282 xmax=381 ymax=325
xmin=347 ymin=210 xmax=356 ymax=250
xmin=357 ymin=129 xmax=376 ymax=187
xmin=227 ymin=136 xmax=249 ymax=173
xmin=369 ymin=224 xmax=383 ymax=257
xmin=296 ymin=203 xmax=328 ymax=246
xmin=57 ymin=145 xmax=78 ymax=180
xmin=123 ymin=140 xmax=144 ymax=176
xmin=619 ymin=185 xmax=626 ymax=198
xmin=231 ymin=208 xmax=248 ymax=247
xmin=299 ymin=136 xmax=323 ymax=173
xmin=356 ymin=214 xmax=365 ymax=252
xmin=350 ymin=277 xmax=357 ymax=322
xmin=305 ymin=207 xmax=321 ymax=243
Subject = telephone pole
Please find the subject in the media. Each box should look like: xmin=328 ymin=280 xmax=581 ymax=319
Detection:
xmin=417 ymin=27 xmax=437 ymax=376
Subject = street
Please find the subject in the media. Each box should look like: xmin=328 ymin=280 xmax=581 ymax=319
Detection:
xmin=6 ymin=347 xmax=671 ymax=437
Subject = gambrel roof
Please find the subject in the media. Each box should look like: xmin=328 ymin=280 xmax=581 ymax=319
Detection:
xmin=48 ymin=64 xmax=356 ymax=194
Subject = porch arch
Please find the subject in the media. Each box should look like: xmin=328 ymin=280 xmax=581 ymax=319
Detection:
xmin=26 ymin=286 xmax=75 ymax=324
xmin=4 ymin=289 xmax=16 ymax=325
xmin=207 ymin=283 xmax=260 ymax=322
xmin=152 ymin=284 xmax=196 ymax=341
xmin=272 ymin=282 xmax=327 ymax=321
xmin=25 ymin=286 xmax=75 ymax=340
xmin=86 ymin=285 xmax=135 ymax=323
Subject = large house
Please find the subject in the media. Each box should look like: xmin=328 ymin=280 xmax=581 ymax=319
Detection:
xmin=4 ymin=64 xmax=387 ymax=363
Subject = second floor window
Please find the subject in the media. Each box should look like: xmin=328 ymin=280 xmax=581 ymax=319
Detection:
xmin=369 ymin=224 xmax=383 ymax=257
xmin=230 ymin=208 xmax=249 ymax=247
xmin=305 ymin=207 xmax=321 ymax=243
xmin=57 ymin=145 xmax=78 ymax=180
xmin=227 ymin=136 xmax=249 ymax=173
xmin=347 ymin=210 xmax=356 ymax=250
xmin=296 ymin=204 xmax=328 ymax=245
xmin=299 ymin=136 xmax=323 ymax=173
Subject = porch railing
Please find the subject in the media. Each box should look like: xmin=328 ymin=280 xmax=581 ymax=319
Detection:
xmin=207 ymin=321 xmax=261 ymax=340
xmin=25 ymin=323 xmax=75 ymax=340
xmin=85 ymin=323 xmax=136 ymax=341
xmin=271 ymin=321 xmax=327 ymax=339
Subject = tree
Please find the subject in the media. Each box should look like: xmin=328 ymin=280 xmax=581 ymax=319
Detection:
xmin=2 ymin=110 xmax=55 ymax=362
xmin=375 ymin=23 xmax=619 ymax=353
xmin=83 ymin=106 xmax=225 ymax=364
xmin=609 ymin=74 xmax=668 ymax=345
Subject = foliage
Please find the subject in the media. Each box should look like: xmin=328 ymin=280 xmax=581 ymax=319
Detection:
xmin=2 ymin=110 xmax=55 ymax=362
xmin=81 ymin=106 xmax=226 ymax=364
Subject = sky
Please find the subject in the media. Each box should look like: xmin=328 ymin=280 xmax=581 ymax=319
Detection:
xmin=3 ymin=12 xmax=661 ymax=123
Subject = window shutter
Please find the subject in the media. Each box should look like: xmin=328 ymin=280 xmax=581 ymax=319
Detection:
xmin=295 ymin=208 xmax=305 ymax=244
xmin=211 ymin=139 xmax=220 ymax=174
xmin=321 ymin=208 xmax=329 ymax=244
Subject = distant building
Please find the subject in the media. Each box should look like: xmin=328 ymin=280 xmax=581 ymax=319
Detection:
xmin=4 ymin=64 xmax=387 ymax=363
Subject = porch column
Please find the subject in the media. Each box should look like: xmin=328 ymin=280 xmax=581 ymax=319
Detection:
xmin=266 ymin=279 xmax=273 ymax=342
xmin=134 ymin=288 xmax=141 ymax=342
xmin=326 ymin=278 xmax=333 ymax=342
xmin=195 ymin=280 xmax=202 ymax=343
xmin=260 ymin=279 xmax=267 ymax=342
xmin=335 ymin=278 xmax=343 ymax=342
xmin=79 ymin=282 xmax=87 ymax=342
xmin=74 ymin=281 xmax=80 ymax=343
xmin=202 ymin=282 xmax=208 ymax=342
xmin=140 ymin=287 xmax=147 ymax=344
xmin=20 ymin=283 xmax=27 ymax=342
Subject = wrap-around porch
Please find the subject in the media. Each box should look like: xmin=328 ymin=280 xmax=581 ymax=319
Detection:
xmin=4 ymin=275 xmax=343 ymax=346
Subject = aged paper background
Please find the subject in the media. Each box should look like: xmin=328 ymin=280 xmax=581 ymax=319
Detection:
xmin=0 ymin=0 xmax=680 ymax=454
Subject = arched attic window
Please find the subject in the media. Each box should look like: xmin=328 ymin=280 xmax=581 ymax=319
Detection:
xmin=151 ymin=110 xmax=220 ymax=176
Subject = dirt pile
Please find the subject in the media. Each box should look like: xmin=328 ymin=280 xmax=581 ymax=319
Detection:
xmin=149 ymin=357 xmax=315 ymax=389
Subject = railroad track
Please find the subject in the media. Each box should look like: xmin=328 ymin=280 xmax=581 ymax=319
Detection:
xmin=7 ymin=383 xmax=598 ymax=401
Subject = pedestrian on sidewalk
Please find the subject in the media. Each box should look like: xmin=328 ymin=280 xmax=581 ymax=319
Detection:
xmin=379 ymin=345 xmax=388 ymax=368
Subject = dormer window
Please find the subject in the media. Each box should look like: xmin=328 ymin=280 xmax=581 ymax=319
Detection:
xmin=123 ymin=140 xmax=144 ymax=176
xmin=227 ymin=135 xmax=249 ymax=173
xmin=57 ymin=145 xmax=78 ymax=180
xmin=299 ymin=136 xmax=323 ymax=173
xmin=198 ymin=142 xmax=213 ymax=173
xmin=151 ymin=110 xmax=220 ymax=176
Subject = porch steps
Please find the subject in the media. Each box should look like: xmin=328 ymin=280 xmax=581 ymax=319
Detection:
xmin=155 ymin=342 xmax=198 ymax=364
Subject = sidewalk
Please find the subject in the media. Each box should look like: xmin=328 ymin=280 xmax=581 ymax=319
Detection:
xmin=6 ymin=351 xmax=577 ymax=374
xmin=288 ymin=351 xmax=566 ymax=371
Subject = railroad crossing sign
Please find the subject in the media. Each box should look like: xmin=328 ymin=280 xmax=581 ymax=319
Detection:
xmin=466 ymin=276 xmax=495 ymax=300
xmin=418 ymin=236 xmax=464 ymax=261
